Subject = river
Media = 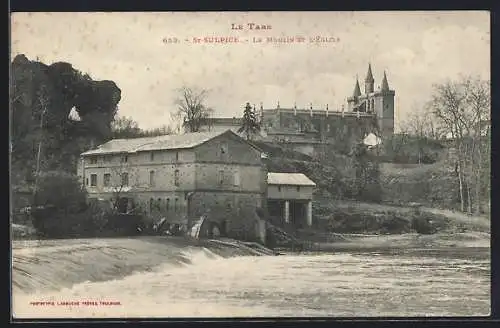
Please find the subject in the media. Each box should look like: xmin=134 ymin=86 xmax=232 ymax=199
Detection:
xmin=11 ymin=234 xmax=490 ymax=318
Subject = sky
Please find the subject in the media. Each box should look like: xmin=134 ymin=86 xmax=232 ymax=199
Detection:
xmin=11 ymin=11 xmax=490 ymax=131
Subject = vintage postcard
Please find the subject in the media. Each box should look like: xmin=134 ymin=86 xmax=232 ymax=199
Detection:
xmin=10 ymin=11 xmax=490 ymax=319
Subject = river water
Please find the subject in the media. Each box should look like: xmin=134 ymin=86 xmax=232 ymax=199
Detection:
xmin=11 ymin=234 xmax=490 ymax=318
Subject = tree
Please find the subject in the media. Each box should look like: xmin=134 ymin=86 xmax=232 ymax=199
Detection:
xmin=111 ymin=116 xmax=142 ymax=138
xmin=349 ymin=140 xmax=381 ymax=202
xmin=174 ymin=87 xmax=213 ymax=133
xmin=238 ymin=102 xmax=261 ymax=140
xmin=397 ymin=106 xmax=446 ymax=164
xmin=428 ymin=76 xmax=490 ymax=214
xmin=111 ymin=116 xmax=174 ymax=138
xmin=103 ymin=159 xmax=143 ymax=214
xmin=31 ymin=171 xmax=93 ymax=237
xmin=401 ymin=105 xmax=442 ymax=140
xmin=10 ymin=54 xmax=121 ymax=182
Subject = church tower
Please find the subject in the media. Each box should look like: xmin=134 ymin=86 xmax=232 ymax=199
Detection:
xmin=373 ymin=70 xmax=395 ymax=138
xmin=346 ymin=64 xmax=395 ymax=139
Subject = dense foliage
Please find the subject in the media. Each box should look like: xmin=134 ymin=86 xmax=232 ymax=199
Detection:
xmin=263 ymin=141 xmax=382 ymax=203
xmin=10 ymin=54 xmax=121 ymax=183
xmin=10 ymin=55 xmax=125 ymax=237
xmin=30 ymin=172 xmax=107 ymax=237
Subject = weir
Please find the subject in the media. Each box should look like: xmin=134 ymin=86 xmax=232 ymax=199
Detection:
xmin=12 ymin=236 xmax=275 ymax=294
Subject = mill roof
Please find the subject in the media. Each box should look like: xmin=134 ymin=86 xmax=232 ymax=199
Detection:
xmin=267 ymin=172 xmax=316 ymax=186
xmin=81 ymin=130 xmax=245 ymax=156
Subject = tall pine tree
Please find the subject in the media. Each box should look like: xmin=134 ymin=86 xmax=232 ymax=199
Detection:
xmin=238 ymin=102 xmax=260 ymax=140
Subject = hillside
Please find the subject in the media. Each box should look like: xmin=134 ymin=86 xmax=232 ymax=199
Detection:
xmin=255 ymin=139 xmax=489 ymax=236
xmin=256 ymin=139 xmax=465 ymax=211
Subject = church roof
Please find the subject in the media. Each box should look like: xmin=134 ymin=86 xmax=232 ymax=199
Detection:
xmin=381 ymin=71 xmax=390 ymax=91
xmin=353 ymin=78 xmax=361 ymax=97
xmin=365 ymin=63 xmax=374 ymax=82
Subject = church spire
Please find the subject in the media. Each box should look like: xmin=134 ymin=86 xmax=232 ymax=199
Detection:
xmin=365 ymin=63 xmax=374 ymax=94
xmin=365 ymin=63 xmax=374 ymax=82
xmin=381 ymin=70 xmax=390 ymax=91
xmin=353 ymin=76 xmax=361 ymax=97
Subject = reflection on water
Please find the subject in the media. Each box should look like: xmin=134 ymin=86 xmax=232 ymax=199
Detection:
xmin=12 ymin=236 xmax=490 ymax=318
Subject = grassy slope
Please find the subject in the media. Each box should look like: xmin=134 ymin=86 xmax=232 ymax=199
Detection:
xmin=379 ymin=152 xmax=460 ymax=210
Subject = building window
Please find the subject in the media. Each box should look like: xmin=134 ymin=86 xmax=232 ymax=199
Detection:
xmin=149 ymin=170 xmax=155 ymax=187
xmin=166 ymin=198 xmax=170 ymax=211
xmin=220 ymin=143 xmax=228 ymax=158
xmin=150 ymin=198 xmax=154 ymax=213
xmin=175 ymin=152 xmax=179 ymax=161
xmin=90 ymin=157 xmax=97 ymax=164
xmin=157 ymin=198 xmax=162 ymax=211
xmin=174 ymin=170 xmax=180 ymax=186
xmin=86 ymin=178 xmax=89 ymax=186
xmin=278 ymin=186 xmax=281 ymax=192
xmin=219 ymin=170 xmax=224 ymax=185
xmin=233 ymin=171 xmax=240 ymax=186
xmin=103 ymin=173 xmax=111 ymax=187
xmin=150 ymin=152 xmax=155 ymax=161
xmin=121 ymin=172 xmax=129 ymax=186
xmin=296 ymin=186 xmax=300 ymax=192
xmin=90 ymin=174 xmax=97 ymax=187
xmin=326 ymin=124 xmax=331 ymax=132
xmin=121 ymin=155 xmax=128 ymax=163
xmin=175 ymin=198 xmax=179 ymax=211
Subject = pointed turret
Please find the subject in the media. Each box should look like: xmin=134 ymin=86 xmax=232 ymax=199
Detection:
xmin=365 ymin=63 xmax=374 ymax=94
xmin=365 ymin=63 xmax=374 ymax=82
xmin=381 ymin=71 xmax=390 ymax=92
xmin=353 ymin=76 xmax=361 ymax=97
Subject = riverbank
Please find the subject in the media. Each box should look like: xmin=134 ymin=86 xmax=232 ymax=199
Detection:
xmin=291 ymin=231 xmax=490 ymax=254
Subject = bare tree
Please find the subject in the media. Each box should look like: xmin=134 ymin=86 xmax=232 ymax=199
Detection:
xmin=400 ymin=105 xmax=449 ymax=164
xmin=428 ymin=76 xmax=490 ymax=214
xmin=33 ymin=85 xmax=49 ymax=202
xmin=103 ymin=157 xmax=143 ymax=214
xmin=464 ymin=77 xmax=490 ymax=214
xmin=402 ymin=105 xmax=443 ymax=140
xmin=174 ymin=87 xmax=213 ymax=133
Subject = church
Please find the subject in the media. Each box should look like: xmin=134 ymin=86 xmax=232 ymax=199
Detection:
xmin=201 ymin=64 xmax=395 ymax=155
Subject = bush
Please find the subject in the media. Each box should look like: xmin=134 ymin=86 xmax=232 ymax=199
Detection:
xmin=409 ymin=209 xmax=451 ymax=234
xmin=31 ymin=172 xmax=108 ymax=238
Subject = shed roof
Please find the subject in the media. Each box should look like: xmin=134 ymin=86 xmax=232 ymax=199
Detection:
xmin=81 ymin=130 xmax=242 ymax=156
xmin=267 ymin=172 xmax=316 ymax=186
